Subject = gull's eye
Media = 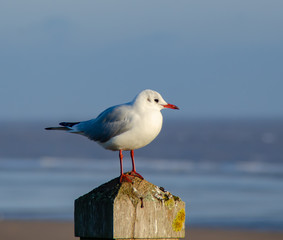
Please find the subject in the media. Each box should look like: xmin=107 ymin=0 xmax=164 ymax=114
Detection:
xmin=154 ymin=99 xmax=159 ymax=103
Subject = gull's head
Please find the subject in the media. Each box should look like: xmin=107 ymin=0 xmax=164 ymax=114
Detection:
xmin=133 ymin=89 xmax=179 ymax=111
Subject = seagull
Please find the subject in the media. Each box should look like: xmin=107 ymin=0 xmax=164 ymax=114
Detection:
xmin=45 ymin=89 xmax=179 ymax=182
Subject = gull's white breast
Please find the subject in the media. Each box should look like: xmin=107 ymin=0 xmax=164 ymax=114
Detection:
xmin=100 ymin=110 xmax=163 ymax=151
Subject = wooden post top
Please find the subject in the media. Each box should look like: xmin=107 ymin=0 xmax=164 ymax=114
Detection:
xmin=75 ymin=176 xmax=185 ymax=239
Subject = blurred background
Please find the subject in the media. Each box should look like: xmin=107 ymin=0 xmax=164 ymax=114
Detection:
xmin=1 ymin=0 xmax=283 ymax=232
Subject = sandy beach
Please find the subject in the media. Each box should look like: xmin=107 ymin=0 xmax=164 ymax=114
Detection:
xmin=0 ymin=221 xmax=283 ymax=240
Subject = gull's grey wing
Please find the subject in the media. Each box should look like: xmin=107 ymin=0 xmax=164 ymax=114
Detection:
xmin=75 ymin=104 xmax=134 ymax=143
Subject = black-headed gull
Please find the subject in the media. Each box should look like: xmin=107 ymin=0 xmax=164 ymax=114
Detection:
xmin=45 ymin=89 xmax=179 ymax=182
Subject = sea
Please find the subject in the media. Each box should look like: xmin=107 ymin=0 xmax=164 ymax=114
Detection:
xmin=0 ymin=119 xmax=283 ymax=230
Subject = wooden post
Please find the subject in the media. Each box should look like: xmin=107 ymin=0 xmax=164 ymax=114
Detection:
xmin=74 ymin=176 xmax=185 ymax=240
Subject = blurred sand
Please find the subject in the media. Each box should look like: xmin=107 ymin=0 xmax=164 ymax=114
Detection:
xmin=0 ymin=221 xmax=283 ymax=240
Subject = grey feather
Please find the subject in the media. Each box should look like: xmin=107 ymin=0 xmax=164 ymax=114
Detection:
xmin=76 ymin=104 xmax=133 ymax=143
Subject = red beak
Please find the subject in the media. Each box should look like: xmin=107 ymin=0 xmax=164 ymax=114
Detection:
xmin=163 ymin=103 xmax=179 ymax=110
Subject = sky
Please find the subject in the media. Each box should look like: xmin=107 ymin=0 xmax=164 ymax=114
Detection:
xmin=0 ymin=0 xmax=283 ymax=121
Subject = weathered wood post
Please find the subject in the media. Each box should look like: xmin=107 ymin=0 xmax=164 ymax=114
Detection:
xmin=74 ymin=176 xmax=185 ymax=240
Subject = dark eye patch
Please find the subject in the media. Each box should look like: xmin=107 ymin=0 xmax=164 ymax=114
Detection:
xmin=154 ymin=99 xmax=159 ymax=103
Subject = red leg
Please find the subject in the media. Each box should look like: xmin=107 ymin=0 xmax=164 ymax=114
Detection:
xmin=131 ymin=150 xmax=137 ymax=172
xmin=129 ymin=150 xmax=144 ymax=180
xmin=119 ymin=150 xmax=123 ymax=176
xmin=119 ymin=150 xmax=132 ymax=183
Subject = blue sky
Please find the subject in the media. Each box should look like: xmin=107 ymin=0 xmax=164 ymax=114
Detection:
xmin=1 ymin=0 xmax=282 ymax=121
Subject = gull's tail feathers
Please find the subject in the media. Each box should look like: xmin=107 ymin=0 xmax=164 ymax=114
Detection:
xmin=59 ymin=122 xmax=80 ymax=127
xmin=45 ymin=126 xmax=69 ymax=131
xmin=45 ymin=121 xmax=81 ymax=131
